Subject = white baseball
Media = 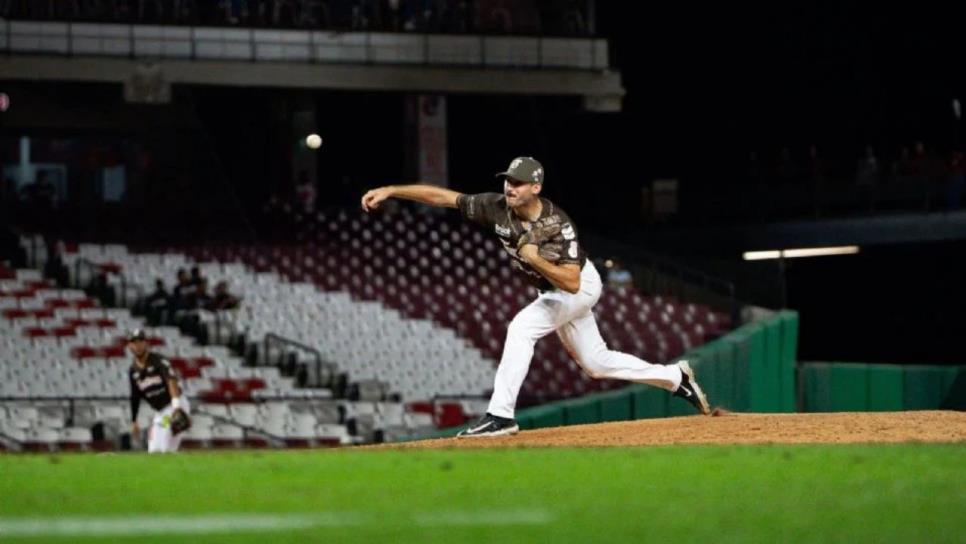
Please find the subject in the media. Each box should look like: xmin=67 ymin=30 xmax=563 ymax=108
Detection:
xmin=306 ymin=134 xmax=322 ymax=149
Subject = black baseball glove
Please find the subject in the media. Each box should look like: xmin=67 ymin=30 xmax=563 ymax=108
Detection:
xmin=518 ymin=224 xmax=564 ymax=261
xmin=169 ymin=408 xmax=192 ymax=436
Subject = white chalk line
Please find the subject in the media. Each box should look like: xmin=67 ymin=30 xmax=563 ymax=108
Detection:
xmin=0 ymin=510 xmax=553 ymax=537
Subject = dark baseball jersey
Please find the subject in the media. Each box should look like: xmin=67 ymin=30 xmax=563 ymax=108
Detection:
xmin=129 ymin=352 xmax=177 ymax=421
xmin=457 ymin=193 xmax=587 ymax=291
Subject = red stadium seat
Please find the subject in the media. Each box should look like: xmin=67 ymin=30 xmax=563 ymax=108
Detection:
xmin=434 ymin=402 xmax=468 ymax=428
xmin=23 ymin=327 xmax=47 ymax=338
xmin=53 ymin=327 xmax=77 ymax=337
xmin=70 ymin=346 xmax=98 ymax=359
xmin=101 ymin=346 xmax=126 ymax=358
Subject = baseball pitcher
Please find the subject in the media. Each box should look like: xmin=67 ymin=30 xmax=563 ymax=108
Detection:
xmin=362 ymin=157 xmax=710 ymax=438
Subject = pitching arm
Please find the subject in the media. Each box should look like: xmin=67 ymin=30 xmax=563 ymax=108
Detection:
xmin=362 ymin=184 xmax=462 ymax=211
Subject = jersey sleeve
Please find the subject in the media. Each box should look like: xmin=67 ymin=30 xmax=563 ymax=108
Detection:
xmin=456 ymin=192 xmax=503 ymax=228
xmin=157 ymin=357 xmax=176 ymax=381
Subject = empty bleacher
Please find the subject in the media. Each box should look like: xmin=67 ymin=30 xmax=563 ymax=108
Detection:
xmin=3 ymin=210 xmax=734 ymax=450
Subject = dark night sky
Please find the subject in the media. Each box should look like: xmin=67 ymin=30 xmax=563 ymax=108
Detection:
xmin=596 ymin=3 xmax=964 ymax=178
xmin=179 ymin=3 xmax=966 ymax=216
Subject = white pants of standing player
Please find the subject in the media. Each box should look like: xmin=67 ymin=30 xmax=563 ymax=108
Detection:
xmin=487 ymin=261 xmax=684 ymax=419
xmin=148 ymin=396 xmax=191 ymax=453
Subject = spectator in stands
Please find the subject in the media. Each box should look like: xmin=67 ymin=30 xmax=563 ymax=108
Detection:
xmin=145 ymin=278 xmax=169 ymax=308
xmin=143 ymin=278 xmax=170 ymax=325
xmin=42 ymin=241 xmax=70 ymax=288
xmin=295 ymin=170 xmax=317 ymax=214
xmin=193 ymin=278 xmax=213 ymax=309
xmin=189 ymin=266 xmax=206 ymax=291
xmin=171 ymin=268 xmax=194 ymax=311
xmin=606 ymin=259 xmax=633 ymax=288
xmin=209 ymin=280 xmax=241 ymax=310
xmin=176 ymin=277 xmax=212 ymax=341
xmin=87 ymin=271 xmax=117 ymax=307
xmin=0 ymin=226 xmax=27 ymax=269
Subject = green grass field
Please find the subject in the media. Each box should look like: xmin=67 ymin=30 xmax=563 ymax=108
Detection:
xmin=1 ymin=444 xmax=963 ymax=543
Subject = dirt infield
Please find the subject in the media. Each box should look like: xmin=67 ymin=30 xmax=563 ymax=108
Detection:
xmin=384 ymin=411 xmax=966 ymax=449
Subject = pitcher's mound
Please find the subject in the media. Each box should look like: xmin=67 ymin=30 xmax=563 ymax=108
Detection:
xmin=386 ymin=411 xmax=966 ymax=449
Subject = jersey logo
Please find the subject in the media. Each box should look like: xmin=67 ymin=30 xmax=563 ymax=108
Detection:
xmin=561 ymin=224 xmax=575 ymax=240
xmin=495 ymin=224 xmax=512 ymax=238
xmin=137 ymin=375 xmax=164 ymax=389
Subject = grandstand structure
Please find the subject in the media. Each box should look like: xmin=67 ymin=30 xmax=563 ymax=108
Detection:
xmin=0 ymin=1 xmax=623 ymax=112
xmin=0 ymin=2 xmax=746 ymax=452
xmin=1 ymin=210 xmax=734 ymax=451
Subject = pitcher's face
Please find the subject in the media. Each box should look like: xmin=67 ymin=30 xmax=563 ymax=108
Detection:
xmin=504 ymin=177 xmax=541 ymax=208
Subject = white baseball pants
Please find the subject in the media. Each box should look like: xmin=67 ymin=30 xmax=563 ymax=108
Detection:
xmin=148 ymin=396 xmax=191 ymax=453
xmin=487 ymin=261 xmax=683 ymax=419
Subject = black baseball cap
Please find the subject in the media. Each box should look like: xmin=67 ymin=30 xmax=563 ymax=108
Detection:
xmin=495 ymin=157 xmax=545 ymax=184
xmin=128 ymin=329 xmax=147 ymax=342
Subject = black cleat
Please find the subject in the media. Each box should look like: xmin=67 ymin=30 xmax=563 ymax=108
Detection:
xmin=673 ymin=360 xmax=711 ymax=415
xmin=456 ymin=413 xmax=520 ymax=438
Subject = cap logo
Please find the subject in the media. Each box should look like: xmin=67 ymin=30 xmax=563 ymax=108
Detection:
xmin=510 ymin=158 xmax=523 ymax=170
xmin=533 ymin=168 xmax=543 ymax=182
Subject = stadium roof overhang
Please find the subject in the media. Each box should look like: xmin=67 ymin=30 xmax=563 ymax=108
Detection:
xmin=0 ymin=54 xmax=625 ymax=112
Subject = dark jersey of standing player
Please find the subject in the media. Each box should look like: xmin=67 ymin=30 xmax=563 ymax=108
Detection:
xmin=456 ymin=191 xmax=587 ymax=292
xmin=129 ymin=352 xmax=176 ymax=422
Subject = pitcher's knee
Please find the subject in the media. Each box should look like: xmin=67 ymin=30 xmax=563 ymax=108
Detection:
xmin=578 ymin=351 xmax=616 ymax=379
xmin=576 ymin=356 xmax=608 ymax=379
